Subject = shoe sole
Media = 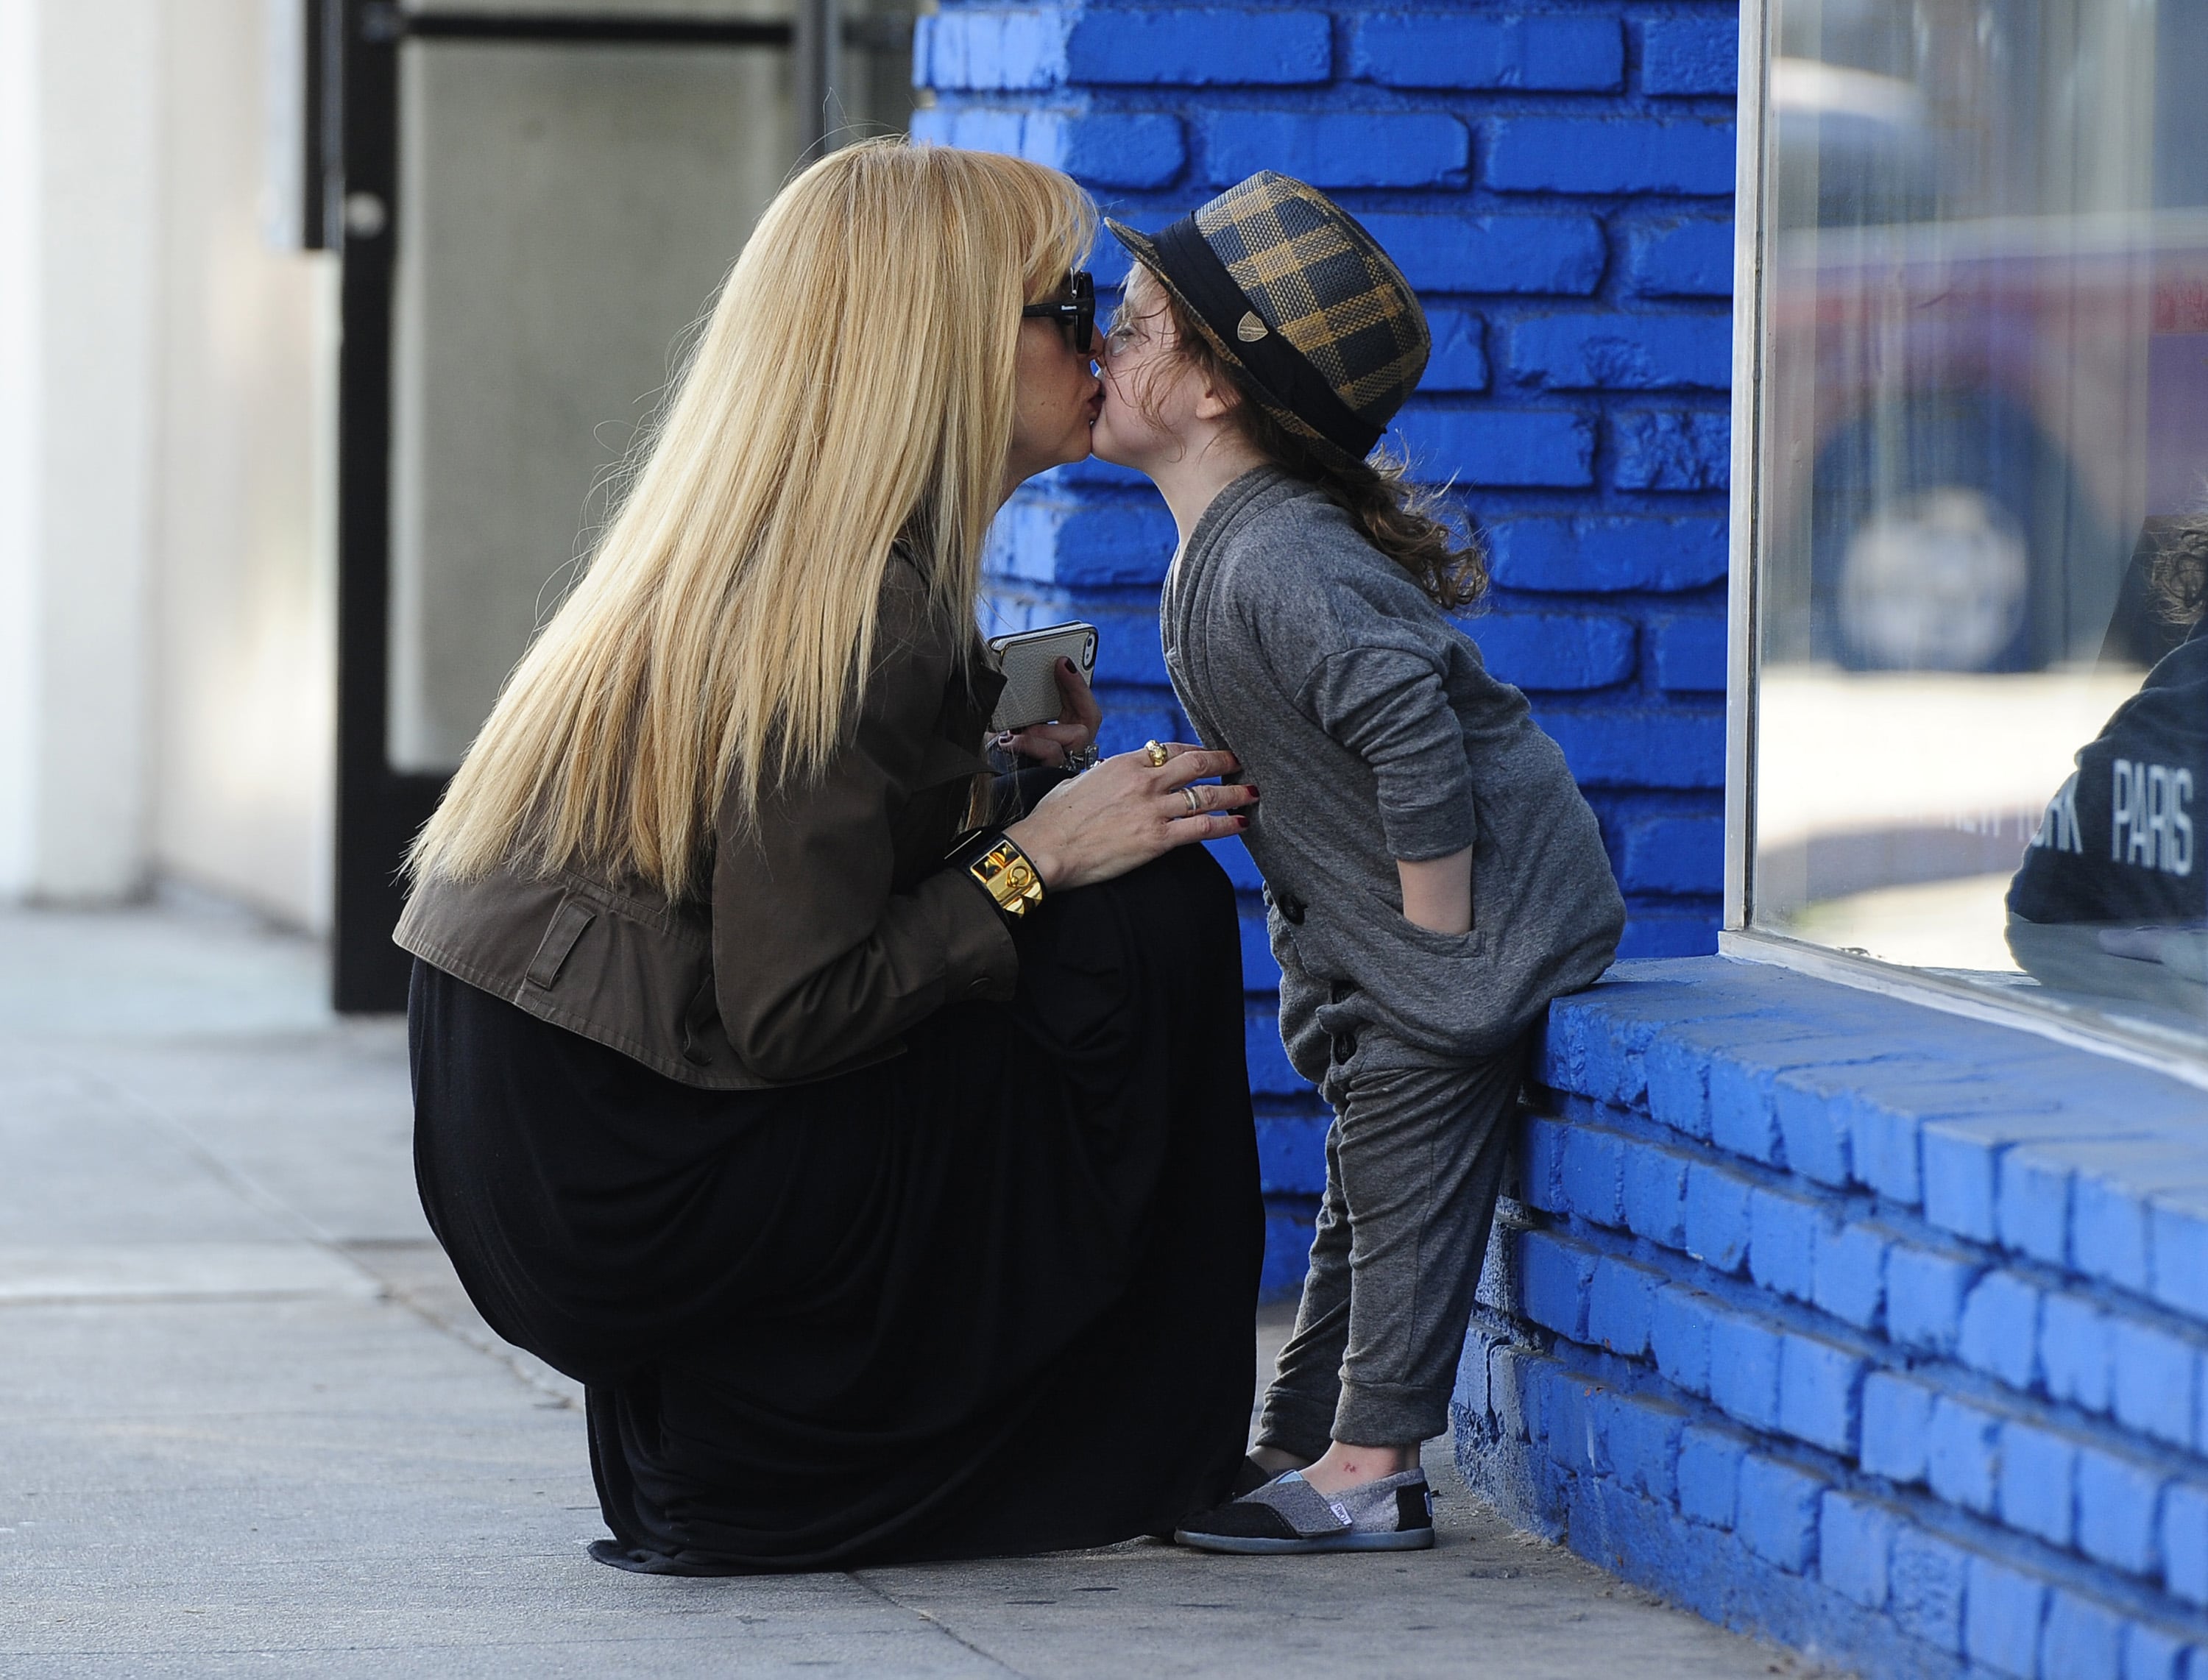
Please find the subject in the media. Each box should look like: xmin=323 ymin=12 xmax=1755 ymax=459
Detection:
xmin=1172 ymin=1527 xmax=1435 ymax=1555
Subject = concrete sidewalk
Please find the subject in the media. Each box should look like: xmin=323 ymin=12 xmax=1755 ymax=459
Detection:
xmin=0 ymin=894 xmax=1831 ymax=1678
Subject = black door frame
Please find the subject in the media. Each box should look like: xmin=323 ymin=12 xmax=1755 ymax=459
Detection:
xmin=325 ymin=4 xmax=809 ymax=1011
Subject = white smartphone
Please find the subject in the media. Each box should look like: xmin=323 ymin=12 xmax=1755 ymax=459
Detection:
xmin=986 ymin=621 xmax=1097 ymax=733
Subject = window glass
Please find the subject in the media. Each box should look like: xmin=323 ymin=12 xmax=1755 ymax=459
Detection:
xmin=384 ymin=6 xmax=916 ymax=771
xmin=385 ymin=33 xmax=797 ymax=772
xmin=1752 ymin=0 xmax=2208 ymax=1049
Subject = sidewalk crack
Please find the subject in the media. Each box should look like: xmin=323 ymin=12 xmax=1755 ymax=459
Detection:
xmin=847 ymin=1572 xmax=1036 ymax=1678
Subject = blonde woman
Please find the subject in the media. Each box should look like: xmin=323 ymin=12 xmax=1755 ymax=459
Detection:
xmin=398 ymin=142 xmax=1263 ymax=1574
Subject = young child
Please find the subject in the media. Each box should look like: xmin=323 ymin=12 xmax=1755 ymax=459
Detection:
xmin=1092 ymin=173 xmax=1626 ymax=1553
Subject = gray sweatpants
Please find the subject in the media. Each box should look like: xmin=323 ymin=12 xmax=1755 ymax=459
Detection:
xmin=1256 ymin=1032 xmax=1529 ymax=1457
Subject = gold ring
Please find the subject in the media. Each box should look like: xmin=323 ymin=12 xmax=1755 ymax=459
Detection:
xmin=1143 ymin=740 xmax=1170 ymax=768
xmin=1182 ymin=785 xmax=1203 ymax=814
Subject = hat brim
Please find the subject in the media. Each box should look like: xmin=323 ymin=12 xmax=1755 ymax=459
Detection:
xmin=1103 ymin=218 xmax=1366 ymax=467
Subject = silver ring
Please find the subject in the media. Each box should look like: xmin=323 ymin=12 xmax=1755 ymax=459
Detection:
xmin=1181 ymin=785 xmax=1204 ymax=814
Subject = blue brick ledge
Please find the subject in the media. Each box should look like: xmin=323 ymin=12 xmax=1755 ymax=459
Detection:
xmin=1459 ymin=957 xmax=2208 ymax=1679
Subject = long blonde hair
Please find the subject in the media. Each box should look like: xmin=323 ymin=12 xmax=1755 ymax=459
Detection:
xmin=409 ymin=141 xmax=1094 ymax=897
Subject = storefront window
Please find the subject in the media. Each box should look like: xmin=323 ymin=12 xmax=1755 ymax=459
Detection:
xmin=1747 ymin=0 xmax=2208 ymax=1052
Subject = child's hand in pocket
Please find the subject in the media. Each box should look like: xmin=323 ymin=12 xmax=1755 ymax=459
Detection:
xmin=1397 ymin=846 xmax=1474 ymax=935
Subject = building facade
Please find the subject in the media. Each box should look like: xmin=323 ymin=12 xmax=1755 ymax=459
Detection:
xmin=916 ymin=0 xmax=1738 ymax=1293
xmin=0 ymin=0 xmax=339 ymax=924
xmin=919 ymin=2 xmax=2208 ymax=1676
xmin=7 ymin=2 xmax=2207 ymax=1672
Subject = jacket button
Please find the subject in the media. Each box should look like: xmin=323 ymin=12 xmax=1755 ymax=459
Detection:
xmin=968 ymin=977 xmax=993 ymax=997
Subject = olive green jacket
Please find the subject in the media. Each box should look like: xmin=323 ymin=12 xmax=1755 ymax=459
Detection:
xmin=394 ymin=560 xmax=1019 ymax=1089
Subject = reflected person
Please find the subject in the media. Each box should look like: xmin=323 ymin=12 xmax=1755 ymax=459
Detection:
xmin=394 ymin=142 xmax=1264 ymax=1573
xmin=2009 ymin=518 xmax=2208 ymax=1009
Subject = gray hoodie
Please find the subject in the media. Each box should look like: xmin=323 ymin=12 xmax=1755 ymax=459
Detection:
xmin=1161 ymin=466 xmax=1624 ymax=1078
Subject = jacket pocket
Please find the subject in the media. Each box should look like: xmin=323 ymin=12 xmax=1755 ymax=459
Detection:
xmin=1302 ymin=879 xmax=1520 ymax=1061
xmin=1267 ymin=911 xmax=1334 ymax=1086
xmin=1384 ymin=907 xmax=1487 ymax=961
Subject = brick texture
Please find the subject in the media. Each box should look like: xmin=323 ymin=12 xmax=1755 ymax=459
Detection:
xmin=1198 ymin=110 xmax=1468 ymax=186
xmin=1484 ymin=116 xmax=1735 ymax=195
xmin=1639 ymin=15 xmax=1740 ymax=96
xmin=1358 ymin=210 xmax=1607 ymax=294
xmin=1351 ymin=14 xmax=1624 ymax=92
xmin=922 ymin=4 xmax=1736 ymax=1251
xmin=1629 ymin=219 xmax=1735 ymax=296
xmin=1456 ymin=957 xmax=2208 ymax=1680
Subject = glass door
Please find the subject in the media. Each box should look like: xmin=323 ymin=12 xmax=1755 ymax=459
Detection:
xmin=328 ymin=0 xmax=913 ymax=1008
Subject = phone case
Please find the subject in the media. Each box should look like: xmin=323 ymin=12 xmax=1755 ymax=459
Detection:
xmin=986 ymin=621 xmax=1097 ymax=733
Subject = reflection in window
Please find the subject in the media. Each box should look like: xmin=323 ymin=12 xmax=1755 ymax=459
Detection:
xmin=1751 ymin=0 xmax=2208 ymax=1049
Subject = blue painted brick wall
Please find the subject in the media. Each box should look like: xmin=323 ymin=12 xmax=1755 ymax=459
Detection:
xmin=1454 ymin=957 xmax=2208 ymax=1680
xmin=1361 ymin=209 xmax=1608 ymax=293
xmin=1629 ymin=219 xmax=1735 ymax=297
xmin=1349 ymin=14 xmax=1624 ymax=92
xmin=1501 ymin=312 xmax=1731 ymax=391
xmin=1639 ymin=15 xmax=1741 ymax=97
xmin=1484 ymin=115 xmax=1735 ymax=195
xmin=918 ymin=0 xmax=1735 ymax=1297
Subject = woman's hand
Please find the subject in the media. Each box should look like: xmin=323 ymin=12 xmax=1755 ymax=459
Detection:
xmin=998 ymin=657 xmax=1103 ymax=768
xmin=1004 ymin=742 xmax=1254 ymax=892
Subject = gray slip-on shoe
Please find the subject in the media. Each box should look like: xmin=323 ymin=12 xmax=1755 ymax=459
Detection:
xmin=1174 ymin=1467 xmax=1434 ymax=1554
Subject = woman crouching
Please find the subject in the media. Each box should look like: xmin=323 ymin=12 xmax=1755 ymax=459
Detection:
xmin=397 ymin=141 xmax=1263 ymax=1574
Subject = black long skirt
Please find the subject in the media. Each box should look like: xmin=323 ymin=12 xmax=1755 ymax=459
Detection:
xmin=408 ymin=845 xmax=1264 ymax=1574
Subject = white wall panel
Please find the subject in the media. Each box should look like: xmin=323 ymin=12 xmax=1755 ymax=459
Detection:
xmin=0 ymin=0 xmax=162 ymax=901
xmin=149 ymin=0 xmax=337 ymax=931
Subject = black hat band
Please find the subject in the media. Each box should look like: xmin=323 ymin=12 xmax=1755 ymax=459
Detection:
xmin=1150 ymin=216 xmax=1384 ymax=459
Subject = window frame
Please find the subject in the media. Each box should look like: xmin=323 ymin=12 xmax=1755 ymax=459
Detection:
xmin=1718 ymin=0 xmax=2208 ymax=1089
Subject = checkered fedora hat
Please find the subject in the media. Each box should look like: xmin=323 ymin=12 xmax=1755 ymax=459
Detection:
xmin=1106 ymin=171 xmax=1428 ymax=461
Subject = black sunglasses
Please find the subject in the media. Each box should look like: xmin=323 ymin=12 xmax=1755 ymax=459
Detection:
xmin=1021 ymin=271 xmax=1096 ymax=354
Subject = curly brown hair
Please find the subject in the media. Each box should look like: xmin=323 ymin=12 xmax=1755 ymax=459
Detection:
xmin=1116 ymin=269 xmax=1488 ymax=612
xmin=2150 ymin=516 xmax=2208 ymax=628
